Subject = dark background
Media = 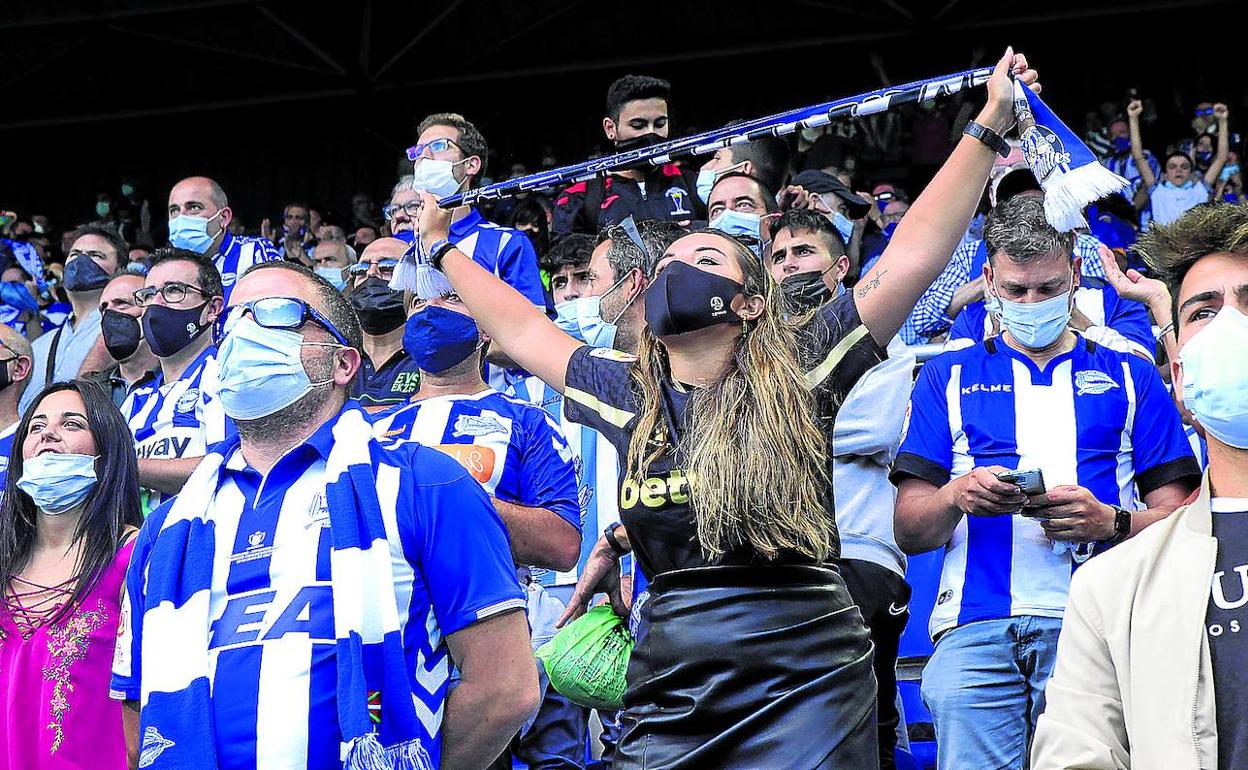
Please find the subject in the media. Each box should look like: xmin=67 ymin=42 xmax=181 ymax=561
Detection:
xmin=1 ymin=0 xmax=1240 ymax=235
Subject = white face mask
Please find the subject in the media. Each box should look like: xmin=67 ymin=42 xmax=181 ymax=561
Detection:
xmin=412 ymin=158 xmax=467 ymax=200
xmin=1179 ymin=305 xmax=1248 ymax=449
xmin=17 ymin=452 xmax=99 ymax=514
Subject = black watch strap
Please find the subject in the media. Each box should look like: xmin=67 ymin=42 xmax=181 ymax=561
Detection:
xmin=963 ymin=121 xmax=1011 ymax=158
xmin=603 ymin=522 xmax=628 ymax=556
xmin=1104 ymin=505 xmax=1132 ymax=546
xmin=428 ymin=238 xmax=455 ymax=271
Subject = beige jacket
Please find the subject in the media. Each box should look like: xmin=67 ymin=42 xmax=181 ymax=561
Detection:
xmin=1031 ymin=477 xmax=1219 ymax=770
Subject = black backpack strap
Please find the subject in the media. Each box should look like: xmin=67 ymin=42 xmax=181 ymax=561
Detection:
xmin=44 ymin=324 xmax=65 ymax=384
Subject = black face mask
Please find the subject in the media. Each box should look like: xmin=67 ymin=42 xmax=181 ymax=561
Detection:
xmin=614 ymin=132 xmax=665 ymax=152
xmin=780 ymin=271 xmax=836 ymax=314
xmin=141 ymin=302 xmax=211 ymax=358
xmin=349 ymin=277 xmax=407 ymax=335
xmin=63 ymin=256 xmax=111 ymax=292
xmin=644 ymin=260 xmax=743 ymax=338
xmin=101 ymin=309 xmax=143 ymax=362
xmin=0 ymin=359 xmax=12 ymax=392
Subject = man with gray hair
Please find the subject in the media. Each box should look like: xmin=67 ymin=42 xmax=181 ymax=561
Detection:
xmin=890 ymin=192 xmax=1200 ymax=769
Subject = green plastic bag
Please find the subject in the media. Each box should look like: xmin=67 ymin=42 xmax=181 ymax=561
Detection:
xmin=535 ymin=605 xmax=634 ymax=710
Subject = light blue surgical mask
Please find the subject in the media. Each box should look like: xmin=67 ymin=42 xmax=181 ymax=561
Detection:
xmin=696 ymin=161 xmax=747 ymax=205
xmin=1180 ymin=305 xmax=1248 ymax=449
xmin=831 ymin=211 xmax=855 ymax=246
xmin=695 ymin=168 xmax=716 ymax=205
xmin=553 ymin=271 xmax=637 ymax=348
xmin=215 ymin=318 xmax=338 ymax=420
xmin=168 ymin=210 xmax=224 ymax=254
xmin=17 ymin=453 xmax=98 ymax=514
xmin=991 ymin=279 xmax=1073 ymax=350
xmin=709 ymin=209 xmax=763 ymax=256
xmin=315 ymin=266 xmax=348 ymax=291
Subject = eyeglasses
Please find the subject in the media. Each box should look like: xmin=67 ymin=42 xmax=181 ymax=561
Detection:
xmin=214 ymin=297 xmax=350 ymax=347
xmin=405 ymin=137 xmax=461 ymax=162
xmin=347 ymin=258 xmax=399 ymax=278
xmin=134 ymin=281 xmax=208 ymax=307
xmin=382 ymin=201 xmax=422 ymax=221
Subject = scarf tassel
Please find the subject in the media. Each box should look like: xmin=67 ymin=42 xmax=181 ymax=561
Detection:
xmin=343 ymin=734 xmax=435 ymax=770
xmin=388 ymin=240 xmax=455 ymax=300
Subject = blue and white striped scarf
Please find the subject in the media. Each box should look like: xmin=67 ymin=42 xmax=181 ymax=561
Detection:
xmin=136 ymin=408 xmax=432 ymax=770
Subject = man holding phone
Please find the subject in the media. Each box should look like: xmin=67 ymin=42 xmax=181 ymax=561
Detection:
xmin=891 ymin=193 xmax=1200 ymax=770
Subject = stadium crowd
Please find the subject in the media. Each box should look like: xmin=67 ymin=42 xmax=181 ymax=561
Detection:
xmin=1 ymin=46 xmax=1246 ymax=770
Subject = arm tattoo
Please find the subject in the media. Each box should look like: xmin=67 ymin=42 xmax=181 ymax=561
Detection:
xmin=856 ymin=268 xmax=888 ymax=299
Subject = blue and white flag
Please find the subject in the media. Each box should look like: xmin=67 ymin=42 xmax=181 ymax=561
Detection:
xmin=1013 ymin=79 xmax=1129 ymax=232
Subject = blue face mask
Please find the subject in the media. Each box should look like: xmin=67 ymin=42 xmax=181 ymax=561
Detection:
xmin=403 ymin=305 xmax=481 ymax=373
xmin=1221 ymin=163 xmax=1241 ymax=182
xmin=169 ymin=211 xmax=223 ymax=254
xmin=315 ymin=266 xmax=348 ymax=291
xmin=17 ymin=452 xmax=98 ymax=514
xmin=709 ymin=209 xmax=763 ymax=256
xmin=991 ymin=279 xmax=1073 ymax=350
xmin=215 ymin=318 xmax=338 ymax=420
xmin=1111 ymin=135 xmax=1131 ymax=155
xmin=831 ymin=211 xmax=855 ymax=246
xmin=553 ymin=272 xmax=636 ymax=348
xmin=695 ymin=168 xmax=716 ymax=205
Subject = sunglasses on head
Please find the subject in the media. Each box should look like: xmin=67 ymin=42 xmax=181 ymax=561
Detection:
xmin=214 ymin=297 xmax=350 ymax=347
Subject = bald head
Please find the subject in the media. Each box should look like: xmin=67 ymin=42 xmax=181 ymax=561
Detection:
xmin=361 ymin=237 xmax=408 ymax=261
xmin=171 ymin=176 xmax=228 ymax=209
xmin=0 ymin=323 xmax=34 ymax=404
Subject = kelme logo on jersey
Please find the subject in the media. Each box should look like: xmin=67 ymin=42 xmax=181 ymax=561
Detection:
xmin=620 ymin=468 xmax=691 ymax=511
xmin=1075 ymin=370 xmax=1120 ymax=396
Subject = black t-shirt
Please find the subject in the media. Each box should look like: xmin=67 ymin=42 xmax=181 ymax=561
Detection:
xmin=1207 ymin=499 xmax=1248 ymax=770
xmin=563 ymin=292 xmax=887 ymax=579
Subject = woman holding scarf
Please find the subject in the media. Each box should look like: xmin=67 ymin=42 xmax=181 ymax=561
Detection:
xmin=417 ymin=49 xmax=1040 ymax=770
xmin=0 ymin=381 xmax=144 ymax=770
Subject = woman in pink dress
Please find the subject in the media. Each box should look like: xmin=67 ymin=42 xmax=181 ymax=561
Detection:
xmin=0 ymin=381 xmax=144 ymax=770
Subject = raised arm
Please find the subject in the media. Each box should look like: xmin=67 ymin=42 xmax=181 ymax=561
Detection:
xmin=417 ymin=193 xmax=582 ymax=393
xmin=1127 ymin=99 xmax=1156 ymax=189
xmin=1205 ymin=103 xmax=1230 ymax=187
xmin=854 ymin=48 xmax=1040 ymax=345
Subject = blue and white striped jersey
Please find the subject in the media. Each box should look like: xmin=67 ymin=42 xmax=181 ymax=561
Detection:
xmin=372 ymin=389 xmax=581 ymax=542
xmin=111 ymin=404 xmax=526 ymax=770
xmin=120 ymin=346 xmax=233 ymax=512
xmin=901 ymin=232 xmax=1110 ymax=345
xmin=891 ymin=336 xmax=1199 ymax=640
xmin=946 ymin=276 xmax=1156 ymax=360
xmin=509 ymin=375 xmax=628 ymax=585
xmin=215 ymin=232 xmax=281 ymax=302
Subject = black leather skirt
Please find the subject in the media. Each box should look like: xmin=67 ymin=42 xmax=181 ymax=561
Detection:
xmin=615 ymin=564 xmax=879 ymax=770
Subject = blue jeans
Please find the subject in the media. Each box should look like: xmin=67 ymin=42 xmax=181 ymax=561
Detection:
xmin=920 ymin=616 xmax=1062 ymax=770
xmin=513 ymin=669 xmax=589 ymax=770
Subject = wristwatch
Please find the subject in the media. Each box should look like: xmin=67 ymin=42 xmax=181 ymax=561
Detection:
xmin=603 ymin=522 xmax=629 ymax=556
xmin=963 ymin=121 xmax=1011 ymax=158
xmin=1103 ymin=505 xmax=1133 ymax=546
xmin=427 ymin=238 xmax=456 ymax=271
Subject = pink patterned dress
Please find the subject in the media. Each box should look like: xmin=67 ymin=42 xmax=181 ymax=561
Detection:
xmin=0 ymin=540 xmax=135 ymax=770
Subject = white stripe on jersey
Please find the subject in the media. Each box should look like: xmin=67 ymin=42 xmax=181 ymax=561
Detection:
xmin=1116 ymin=360 xmax=1139 ymax=509
xmin=932 ymin=364 xmax=970 ymax=637
xmin=1008 ymin=357 xmax=1074 ymax=617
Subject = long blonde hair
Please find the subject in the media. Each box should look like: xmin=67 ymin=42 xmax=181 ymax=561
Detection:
xmin=626 ymin=232 xmax=836 ymax=562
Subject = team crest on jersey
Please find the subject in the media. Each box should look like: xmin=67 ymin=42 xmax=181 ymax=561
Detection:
xmin=587 ymin=347 xmax=637 ymax=363
xmin=139 ymin=726 xmax=175 ymax=767
xmin=666 ymin=188 xmax=692 ymax=217
xmin=175 ymin=389 xmax=199 ymax=413
xmin=247 ymin=530 xmax=265 ymax=549
xmin=452 ymin=414 xmax=506 ymax=438
xmin=1075 ymin=370 xmax=1119 ymax=396
xmin=307 ymin=493 xmax=331 ymax=527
